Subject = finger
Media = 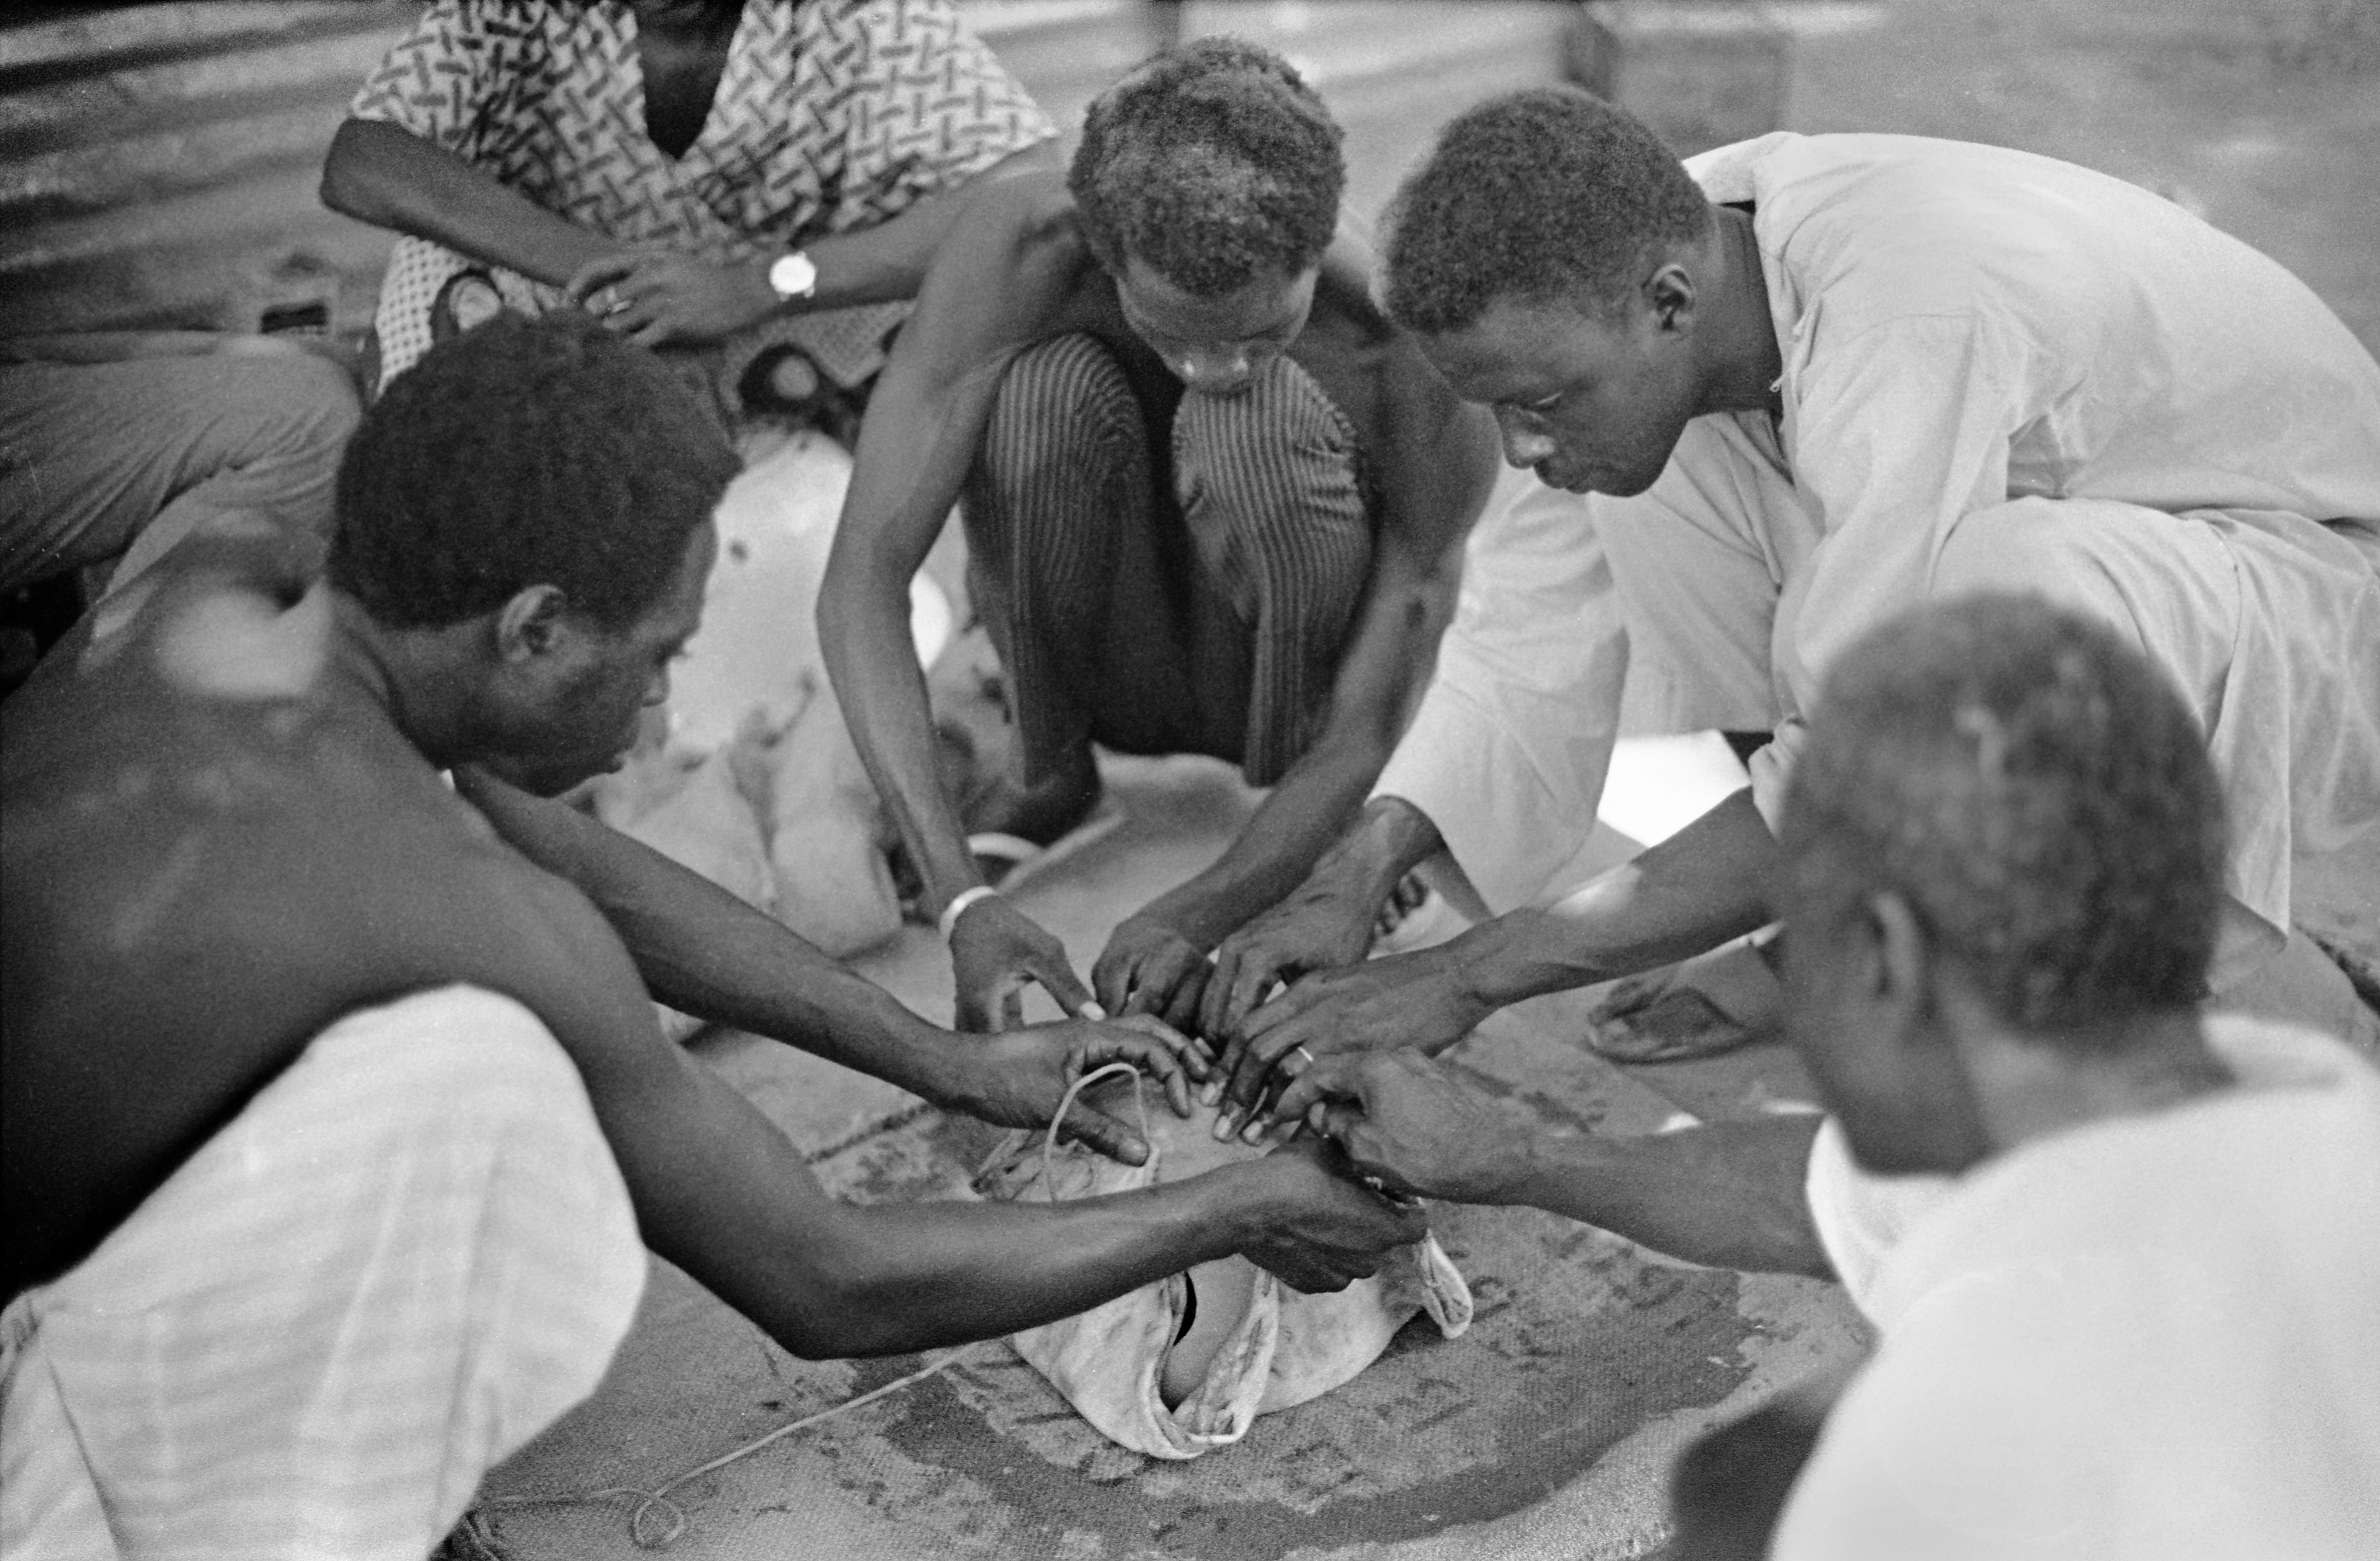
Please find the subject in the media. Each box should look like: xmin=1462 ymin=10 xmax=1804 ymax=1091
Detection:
xmin=1028 ymin=947 xmax=1098 ymax=1020
xmin=1000 ymin=986 xmax=1025 ymax=1032
xmin=629 ymin=320 xmax=673 ymax=349
xmin=1114 ymin=1010 xmax=1208 ymax=1084
xmin=565 ymin=254 xmax=638 ymax=302
xmin=1057 ymin=1102 xmax=1148 ymax=1166
xmin=1224 ymin=1021 xmax=1303 ymax=1117
xmin=1197 ymin=940 xmax=1245 ymax=1041
xmin=1158 ymin=961 xmax=1209 ymax=1039
xmin=1272 ymin=1055 xmax=1365 ymax=1125
xmin=1220 ymin=948 xmax=1291 ymax=1041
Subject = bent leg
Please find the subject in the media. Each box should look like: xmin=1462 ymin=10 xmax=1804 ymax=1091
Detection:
xmin=962 ymin=334 xmax=1180 ymax=795
xmin=1934 ymin=496 xmax=2380 ymax=1031
xmin=0 ymin=349 xmax=359 ymax=599
xmin=0 ymin=986 xmax=644 ymax=1561
xmin=1171 ymin=354 xmax=1373 ymax=784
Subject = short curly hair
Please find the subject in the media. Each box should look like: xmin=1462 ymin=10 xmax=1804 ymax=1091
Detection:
xmin=1382 ymin=87 xmax=1711 ymax=334
xmin=1069 ymin=36 xmax=1344 ymax=298
xmin=1781 ymin=594 xmax=2227 ymax=1040
xmin=329 ymin=312 xmax=736 ymax=631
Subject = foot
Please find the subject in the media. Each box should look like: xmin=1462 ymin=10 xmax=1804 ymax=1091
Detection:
xmin=964 ymin=745 xmax=1103 ymax=851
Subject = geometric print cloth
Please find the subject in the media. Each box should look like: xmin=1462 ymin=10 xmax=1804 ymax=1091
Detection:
xmin=351 ymin=0 xmax=1055 ymax=389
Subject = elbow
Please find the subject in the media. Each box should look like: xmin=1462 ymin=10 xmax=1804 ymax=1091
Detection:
xmin=318 ymin=120 xmax=397 ymax=226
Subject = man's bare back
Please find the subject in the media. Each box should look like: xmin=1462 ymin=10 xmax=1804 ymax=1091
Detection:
xmin=1 ymin=531 xmax=613 ymax=1298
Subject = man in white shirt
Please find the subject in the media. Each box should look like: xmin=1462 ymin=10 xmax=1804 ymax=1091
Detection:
xmin=1201 ymin=92 xmax=2380 ymax=1122
xmin=1276 ymin=593 xmax=2380 ymax=1559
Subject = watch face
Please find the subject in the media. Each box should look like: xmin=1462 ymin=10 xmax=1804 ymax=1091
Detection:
xmin=769 ymin=252 xmax=817 ymax=300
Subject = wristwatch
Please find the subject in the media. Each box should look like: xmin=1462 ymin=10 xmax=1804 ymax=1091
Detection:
xmin=766 ymin=250 xmax=819 ymax=304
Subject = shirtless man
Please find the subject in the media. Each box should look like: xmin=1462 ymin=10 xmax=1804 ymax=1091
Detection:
xmin=818 ymin=38 xmax=1498 ymax=1034
xmin=0 ymin=314 xmax=1423 ymax=1555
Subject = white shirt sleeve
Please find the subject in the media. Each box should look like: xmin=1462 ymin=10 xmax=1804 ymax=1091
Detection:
xmin=1370 ymin=474 xmax=1630 ymax=914
xmin=1802 ymin=1116 xmax=1953 ymax=1319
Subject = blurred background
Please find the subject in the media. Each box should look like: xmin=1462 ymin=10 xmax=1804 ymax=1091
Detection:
xmin=5 ymin=0 xmax=2377 ymax=356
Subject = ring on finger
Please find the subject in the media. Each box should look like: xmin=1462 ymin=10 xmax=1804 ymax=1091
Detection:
xmin=1291 ymin=1043 xmax=1317 ymax=1072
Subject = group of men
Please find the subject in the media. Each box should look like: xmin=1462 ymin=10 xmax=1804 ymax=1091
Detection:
xmin=5 ymin=1 xmax=2378 ymax=1555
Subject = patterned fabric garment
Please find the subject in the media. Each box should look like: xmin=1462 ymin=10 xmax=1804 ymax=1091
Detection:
xmin=350 ymin=0 xmax=1055 ymax=389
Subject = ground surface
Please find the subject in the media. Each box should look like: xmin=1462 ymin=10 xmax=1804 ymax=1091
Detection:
xmin=465 ymin=3 xmax=2379 ymax=1556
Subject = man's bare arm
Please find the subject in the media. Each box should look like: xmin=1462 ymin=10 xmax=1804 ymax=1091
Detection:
xmin=321 ymin=119 xmax=1052 ymax=331
xmin=1097 ymin=319 xmax=1498 ymax=1027
xmin=817 ymin=177 xmax=1101 ymax=1028
xmin=474 ymin=865 xmax=1423 ymax=1357
xmin=1277 ymin=1050 xmax=1832 ymax=1279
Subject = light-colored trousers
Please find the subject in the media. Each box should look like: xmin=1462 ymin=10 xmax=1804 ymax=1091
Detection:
xmin=0 ymin=987 xmax=645 ymax=1561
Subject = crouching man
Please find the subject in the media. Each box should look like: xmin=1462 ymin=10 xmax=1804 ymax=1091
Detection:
xmin=1280 ymin=595 xmax=2380 ymax=1559
xmin=0 ymin=314 xmax=1422 ymax=1557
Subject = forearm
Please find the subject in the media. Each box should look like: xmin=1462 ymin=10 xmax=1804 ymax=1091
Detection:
xmin=783 ymin=1170 xmax=1260 ymax=1356
xmin=1507 ymin=1116 xmax=1831 ymax=1279
xmin=1142 ymin=735 xmax=1397 ymax=948
xmin=817 ymin=573 xmax=982 ymax=921
xmin=458 ymin=770 xmax=959 ymax=1101
xmin=1312 ymin=795 xmax=1446 ymax=912
xmin=1448 ymin=788 xmax=1776 ymax=1010
xmin=321 ymin=119 xmax=617 ymax=287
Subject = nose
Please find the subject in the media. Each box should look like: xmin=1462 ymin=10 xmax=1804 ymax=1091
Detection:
xmin=1493 ymin=407 xmax=1558 ymax=469
xmin=643 ymin=667 xmax=672 ymax=709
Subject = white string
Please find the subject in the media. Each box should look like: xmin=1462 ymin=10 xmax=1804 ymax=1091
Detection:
xmin=468 ymin=1061 xmax=1152 ymax=1550
xmin=478 ymin=1347 xmax=978 ymax=1549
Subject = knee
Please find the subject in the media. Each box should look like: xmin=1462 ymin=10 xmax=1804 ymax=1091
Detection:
xmin=223 ymin=347 xmax=363 ymax=461
xmin=1174 ymin=355 xmax=1363 ymax=518
xmin=1932 ymin=497 xmax=2121 ymax=607
xmin=980 ymin=334 xmax=1139 ymax=482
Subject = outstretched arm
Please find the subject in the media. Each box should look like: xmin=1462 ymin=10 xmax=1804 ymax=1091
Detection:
xmin=817 ymin=178 xmax=1099 ymax=1031
xmin=457 ymin=767 xmax=1201 ymax=1165
xmin=469 ymin=859 xmax=1424 ymax=1358
xmin=1277 ymin=1050 xmax=1832 ymax=1279
xmin=1219 ymin=788 xmax=1778 ymax=1124
xmin=1095 ymin=279 xmax=1498 ymax=1030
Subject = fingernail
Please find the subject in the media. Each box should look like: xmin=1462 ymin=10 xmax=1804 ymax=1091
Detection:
xmin=1199 ymin=1080 xmax=1223 ymax=1108
xmin=1239 ymin=1118 xmax=1268 ymax=1146
xmin=1212 ymin=1112 xmax=1237 ymax=1141
xmin=1078 ymin=1002 xmax=1107 ymax=1021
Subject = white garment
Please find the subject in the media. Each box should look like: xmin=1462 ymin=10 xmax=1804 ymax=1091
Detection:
xmin=977 ymin=1077 xmax=1472 ymax=1460
xmin=1375 ymin=133 xmax=2380 ymax=942
xmin=1777 ymin=1015 xmax=2380 ymax=1559
xmin=0 ymin=987 xmax=646 ymax=1561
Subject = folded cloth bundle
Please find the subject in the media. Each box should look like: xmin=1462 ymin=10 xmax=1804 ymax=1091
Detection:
xmin=975 ymin=1068 xmax=1471 ymax=1459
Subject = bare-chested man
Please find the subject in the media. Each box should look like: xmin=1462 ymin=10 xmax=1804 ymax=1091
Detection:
xmin=818 ymin=38 xmax=1499 ymax=1035
xmin=0 ymin=313 xmax=1423 ymax=1555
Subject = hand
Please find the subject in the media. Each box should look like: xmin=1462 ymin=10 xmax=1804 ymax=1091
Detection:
xmin=566 ymin=252 xmax=776 ymax=349
xmin=946 ymin=1014 xmax=1209 ymax=1165
xmin=1274 ymin=1050 xmax=1531 ymax=1205
xmin=948 ymin=893 xmax=1097 ymax=1032
xmin=1214 ymin=946 xmax=1492 ymax=1135
xmin=1198 ymin=872 xmax=1382 ymax=1047
xmin=1091 ymin=914 xmax=1211 ymax=1032
xmin=1227 ymin=1135 xmax=1430 ymax=1293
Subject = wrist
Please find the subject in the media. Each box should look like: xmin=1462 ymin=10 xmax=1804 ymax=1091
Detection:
xmin=1335 ymin=797 xmax=1440 ymax=901
xmin=938 ymin=885 xmax=999 ymax=943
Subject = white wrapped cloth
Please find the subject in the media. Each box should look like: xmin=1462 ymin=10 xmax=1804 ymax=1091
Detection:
xmin=0 ymin=987 xmax=645 ymax=1560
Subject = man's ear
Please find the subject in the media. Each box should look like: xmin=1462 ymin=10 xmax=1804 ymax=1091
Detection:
xmin=1864 ymin=889 xmax=1932 ymax=1026
xmin=493 ymin=585 xmax=570 ymax=665
xmin=1645 ymin=260 xmax=1698 ymax=334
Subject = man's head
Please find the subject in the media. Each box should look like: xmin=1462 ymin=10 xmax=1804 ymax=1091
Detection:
xmin=329 ymin=312 xmax=735 ymax=793
xmin=1381 ymin=88 xmax=1714 ymax=494
xmin=1776 ymin=593 xmax=2227 ymax=1175
xmin=1071 ymin=36 xmax=1343 ymax=395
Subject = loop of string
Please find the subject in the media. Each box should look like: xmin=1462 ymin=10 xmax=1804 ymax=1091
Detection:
xmin=458 ymin=1060 xmax=1149 ymax=1552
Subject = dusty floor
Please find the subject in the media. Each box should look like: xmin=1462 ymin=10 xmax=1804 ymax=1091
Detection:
xmin=465 ymin=3 xmax=2378 ymax=1556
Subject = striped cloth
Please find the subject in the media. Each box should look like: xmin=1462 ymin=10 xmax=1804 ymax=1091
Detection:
xmin=0 ymin=986 xmax=645 ymax=1561
xmin=962 ymin=333 xmax=1376 ymax=787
